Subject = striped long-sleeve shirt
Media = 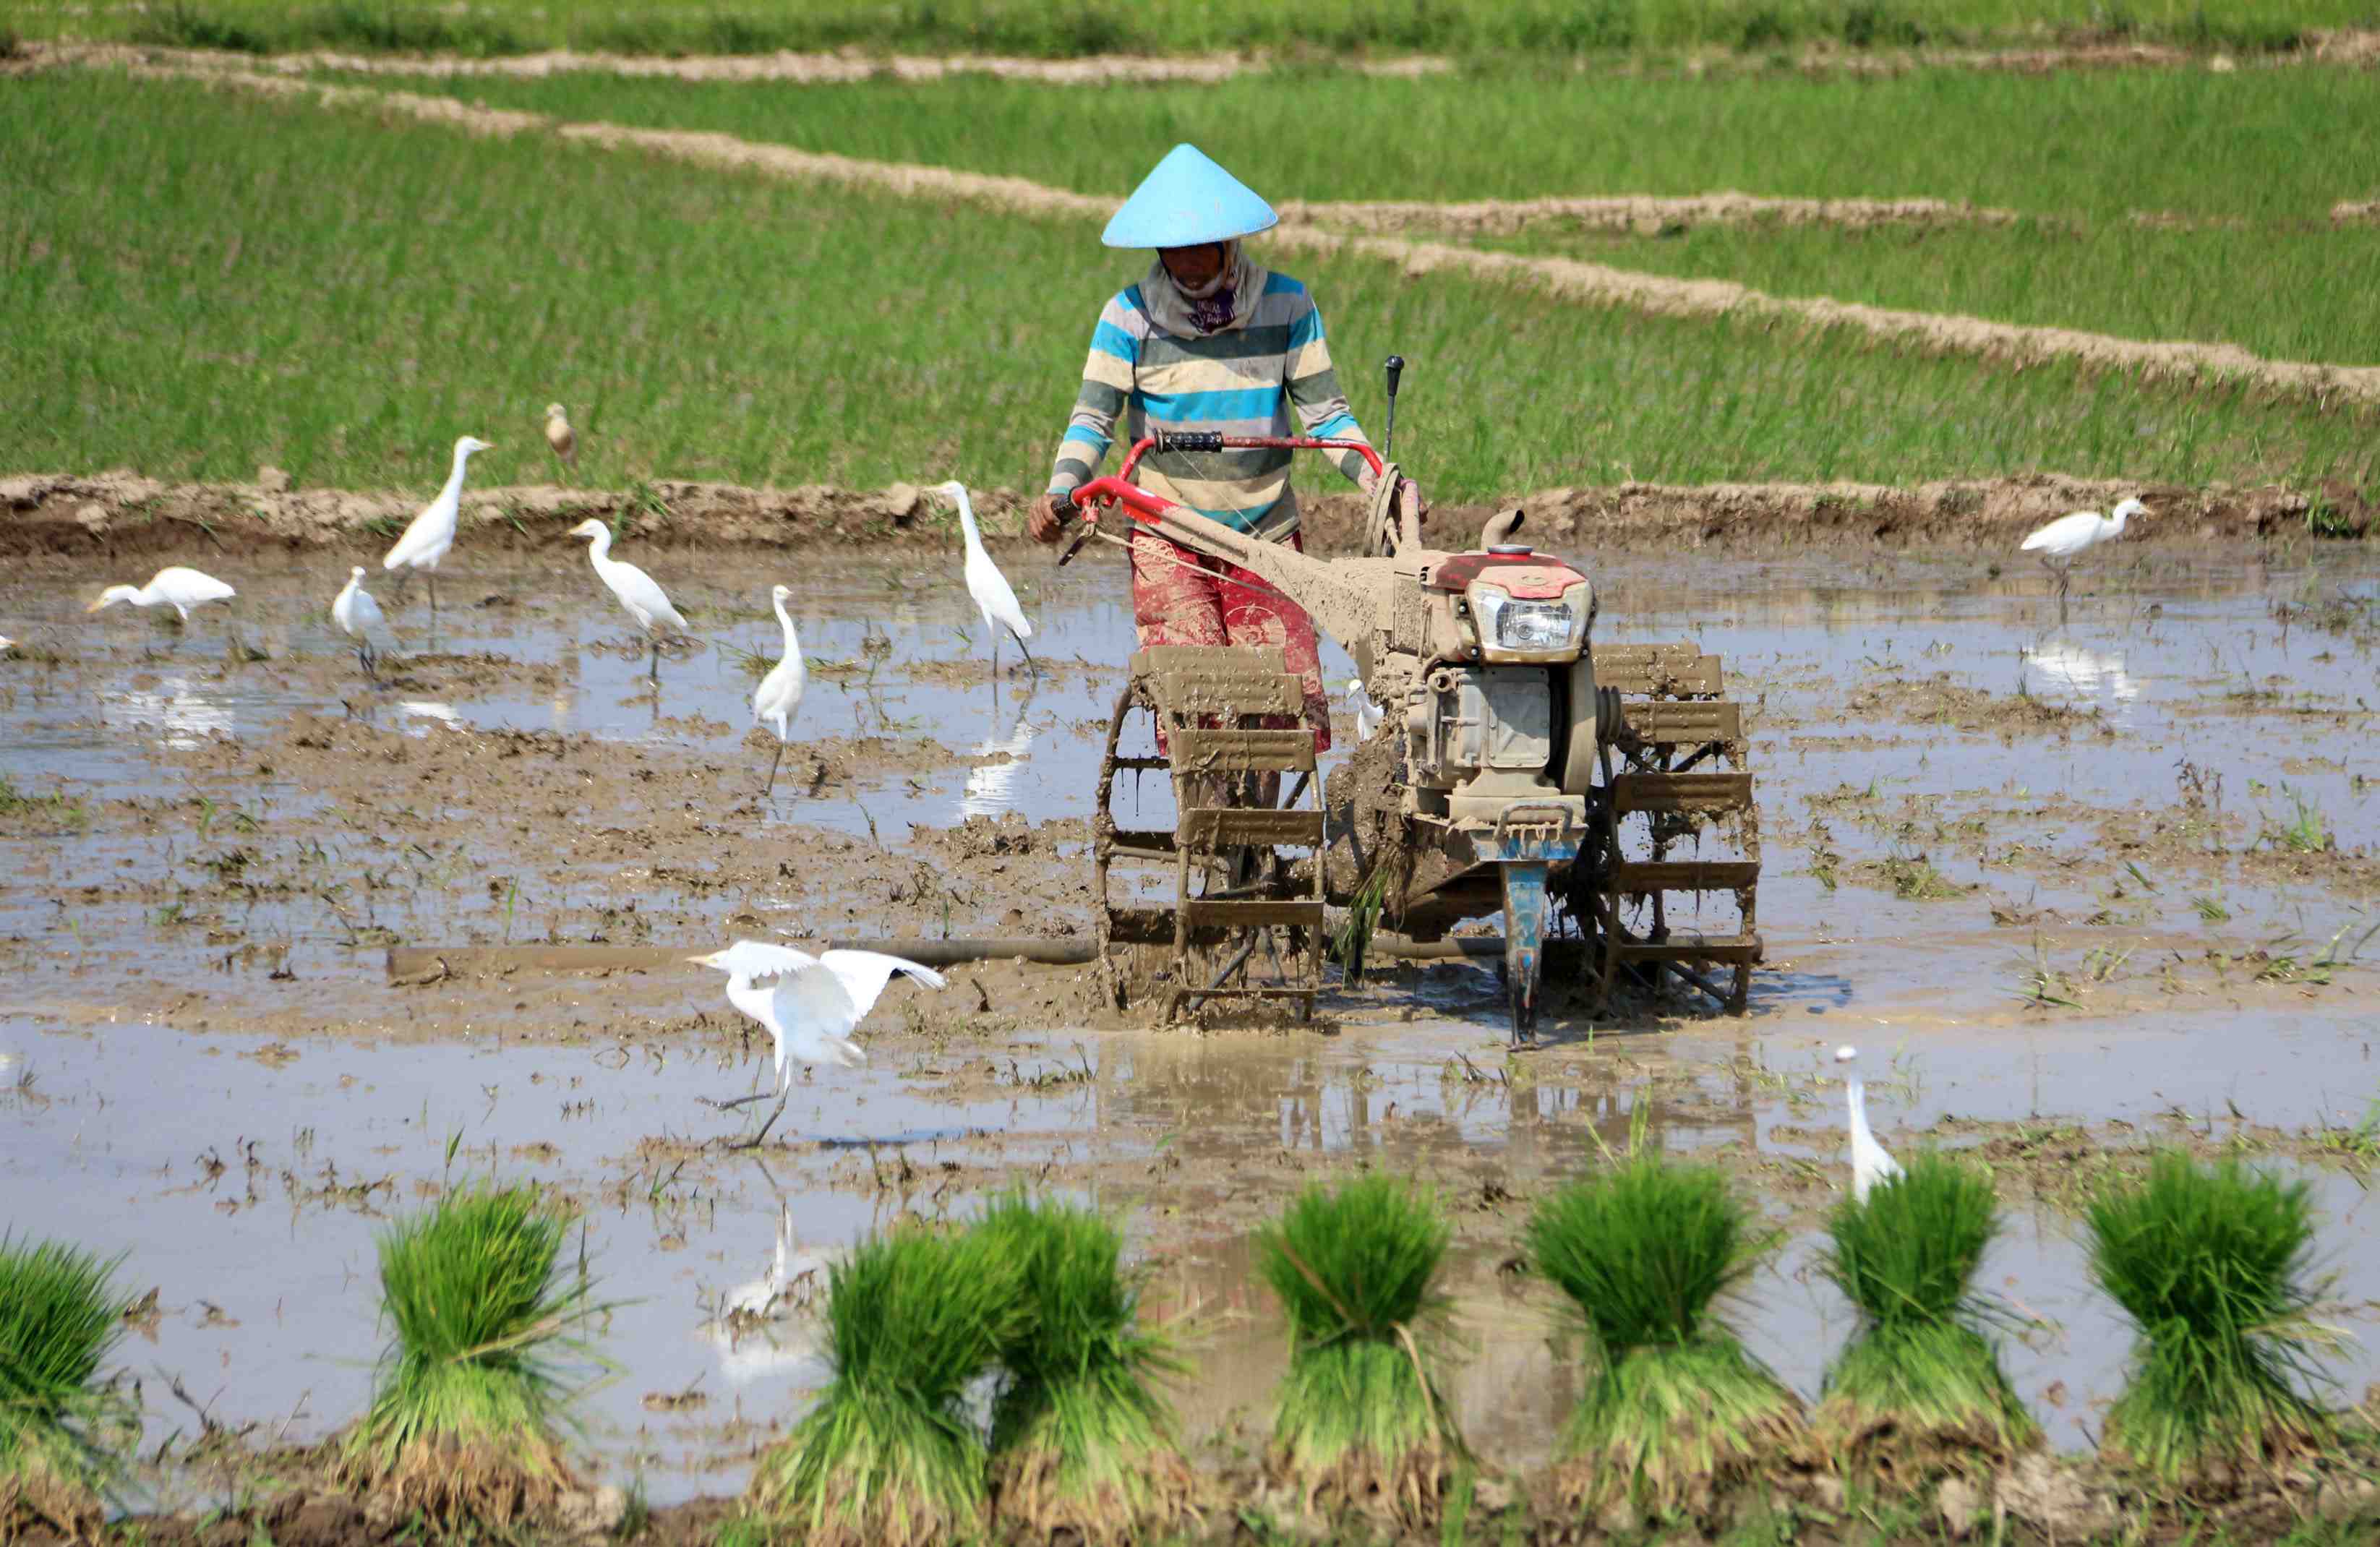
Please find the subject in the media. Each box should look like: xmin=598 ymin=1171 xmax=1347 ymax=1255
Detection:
xmin=1046 ymin=265 xmax=1375 ymax=539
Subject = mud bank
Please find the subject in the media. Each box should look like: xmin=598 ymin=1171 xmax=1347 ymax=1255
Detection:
xmin=0 ymin=471 xmax=2353 ymax=562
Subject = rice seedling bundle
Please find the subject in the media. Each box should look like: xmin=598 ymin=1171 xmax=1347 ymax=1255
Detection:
xmin=744 ymin=1222 xmax=1024 ymax=1547
xmin=335 ymin=1184 xmax=599 ymax=1531
xmin=1525 ymin=1157 xmax=1802 ymax=1520
xmin=977 ymin=1194 xmax=1195 ymax=1544
xmin=1255 ymin=1173 xmax=1464 ymax=1525
xmin=2087 ymin=1151 xmax=2336 ymax=1480
xmin=1814 ymin=1151 xmax=2037 ymax=1478
xmin=0 ymin=1236 xmax=131 ymax=1541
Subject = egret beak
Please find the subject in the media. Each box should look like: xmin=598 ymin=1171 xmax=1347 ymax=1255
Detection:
xmin=686 ymin=951 xmax=724 ymax=967
xmin=84 ymin=598 xmax=108 ymax=613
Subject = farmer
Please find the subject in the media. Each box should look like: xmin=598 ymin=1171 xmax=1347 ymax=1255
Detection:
xmin=1027 ymin=143 xmax=1421 ymax=753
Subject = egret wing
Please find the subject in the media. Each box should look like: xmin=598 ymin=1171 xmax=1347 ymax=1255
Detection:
xmin=382 ymin=496 xmax=456 ymax=570
xmin=609 ymin=560 xmax=688 ymax=633
xmin=816 ymin=950 xmax=947 ymax=1021
xmin=773 ymin=969 xmax=868 ymax=1065
xmin=2019 ymin=510 xmax=2101 ymax=554
xmin=966 ymin=549 xmax=1032 ymax=639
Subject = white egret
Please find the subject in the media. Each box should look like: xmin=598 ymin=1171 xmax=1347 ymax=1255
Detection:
xmin=753 ymin=583 xmax=807 ymax=797
xmin=87 ymin=567 xmax=236 ymax=623
xmin=544 ymin=403 xmax=576 ymax=471
xmin=688 ymin=939 xmax=945 ymax=1142
xmin=0 ymin=636 xmax=13 ymax=651
xmin=933 ymin=480 xmax=1035 ymax=678
xmin=1345 ymin=677 xmax=1384 ymax=741
xmin=567 ymin=518 xmax=688 ymax=681
xmin=331 ymin=565 xmax=392 ymax=678
xmin=2020 ymin=495 xmax=2144 ymax=617
xmin=1836 ymin=1045 xmax=1904 ymax=1203
xmin=382 ymin=434 xmax=495 ymax=615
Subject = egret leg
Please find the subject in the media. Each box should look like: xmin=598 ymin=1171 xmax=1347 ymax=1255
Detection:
xmin=726 ymin=1097 xmax=788 ymax=1151
xmin=989 ymin=630 xmax=1000 ymax=681
xmin=427 ymin=573 xmax=438 ymax=617
xmin=1008 ymin=625 xmax=1038 ymax=677
xmin=761 ymin=741 xmax=786 ymax=798
xmin=648 ymin=638 xmax=661 ymax=683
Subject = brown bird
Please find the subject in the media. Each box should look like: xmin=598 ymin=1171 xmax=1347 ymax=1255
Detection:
xmin=544 ymin=403 xmax=576 ymax=471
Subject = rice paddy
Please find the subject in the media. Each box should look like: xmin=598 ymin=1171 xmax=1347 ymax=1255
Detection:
xmin=977 ymin=1194 xmax=1195 ymax=1543
xmin=11 ymin=0 xmax=2380 ymax=1536
xmin=7 ymin=70 xmax=2374 ymax=501
xmin=1524 ymin=1150 xmax=1804 ymax=1521
xmin=0 ymin=1236 xmax=130 ymax=1540
xmin=1814 ymin=1151 xmax=2038 ymax=1478
xmin=335 ymin=1183 xmax=600 ymax=1532
xmin=4 ymin=0 xmax=2363 ymax=56
xmin=742 ymin=1222 xmax=1023 ymax=1546
xmin=1255 ymin=1175 xmax=1465 ymax=1525
xmin=2086 ymin=1151 xmax=2340 ymax=1479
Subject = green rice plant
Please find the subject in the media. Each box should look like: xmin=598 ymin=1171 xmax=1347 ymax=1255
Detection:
xmin=2086 ymin=1151 xmax=2338 ymax=1479
xmin=1525 ymin=1156 xmax=1802 ymax=1521
xmin=8 ymin=72 xmax=2378 ymax=506
xmin=974 ymin=1194 xmax=1196 ymax=1543
xmin=1814 ymin=1152 xmax=2037 ymax=1479
xmin=742 ymin=1221 xmax=1025 ymax=1547
xmin=1254 ymin=1174 xmax=1463 ymax=1526
xmin=334 ymin=1183 xmax=602 ymax=1532
xmin=0 ymin=1237 xmax=132 ymax=1540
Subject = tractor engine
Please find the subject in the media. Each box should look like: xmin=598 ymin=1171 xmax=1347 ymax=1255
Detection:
xmin=1368 ymin=548 xmax=1603 ymax=826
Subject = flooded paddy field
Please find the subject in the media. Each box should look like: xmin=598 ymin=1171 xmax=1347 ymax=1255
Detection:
xmin=6 ymin=537 xmax=2380 ymax=1514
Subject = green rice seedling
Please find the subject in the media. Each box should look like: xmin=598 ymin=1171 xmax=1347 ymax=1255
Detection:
xmin=2087 ymin=1150 xmax=2338 ymax=1479
xmin=0 ymin=1237 xmax=132 ymax=1540
xmin=334 ymin=1183 xmax=602 ymax=1532
xmin=1525 ymin=1156 xmax=1802 ymax=1522
xmin=743 ymin=1221 xmax=1024 ymax=1547
xmin=1255 ymin=1173 xmax=1463 ymax=1526
xmin=975 ymin=1194 xmax=1195 ymax=1543
xmin=1814 ymin=1152 xmax=2036 ymax=1480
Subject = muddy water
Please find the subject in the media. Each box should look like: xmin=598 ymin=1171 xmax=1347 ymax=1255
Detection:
xmin=7 ymin=542 xmax=2380 ymax=1501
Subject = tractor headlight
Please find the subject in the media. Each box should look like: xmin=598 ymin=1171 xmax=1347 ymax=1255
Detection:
xmin=1471 ymin=581 xmax=1589 ymax=661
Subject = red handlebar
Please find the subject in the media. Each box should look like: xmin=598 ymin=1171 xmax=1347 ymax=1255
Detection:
xmin=1071 ymin=433 xmax=1384 ymax=527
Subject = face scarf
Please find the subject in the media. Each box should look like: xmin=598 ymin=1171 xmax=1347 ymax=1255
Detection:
xmin=1142 ymin=242 xmax=1264 ymax=337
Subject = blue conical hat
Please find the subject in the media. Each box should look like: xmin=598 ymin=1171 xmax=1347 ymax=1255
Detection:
xmin=1101 ymin=144 xmax=1277 ymax=249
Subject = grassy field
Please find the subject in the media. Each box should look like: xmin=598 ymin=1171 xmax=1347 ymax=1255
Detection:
xmin=320 ymin=65 xmax=2380 ymax=225
xmin=4 ymin=70 xmax=2373 ymax=500
xmin=6 ymin=0 xmax=2366 ymax=58
xmin=325 ymin=64 xmax=2380 ymax=364
xmin=1489 ymin=221 xmax=2380 ymax=364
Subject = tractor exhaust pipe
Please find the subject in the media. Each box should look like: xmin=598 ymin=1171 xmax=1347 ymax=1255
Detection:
xmin=1382 ymin=355 xmax=1405 ymax=460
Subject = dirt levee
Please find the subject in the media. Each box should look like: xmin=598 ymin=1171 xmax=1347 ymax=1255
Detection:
xmin=0 ymin=470 xmax=2342 ymax=561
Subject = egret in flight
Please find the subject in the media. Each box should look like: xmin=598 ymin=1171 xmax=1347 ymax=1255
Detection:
xmin=87 ymin=566 xmax=236 ymax=623
xmin=2020 ymin=496 xmax=2143 ymax=619
xmin=382 ymin=434 xmax=495 ymax=615
xmin=933 ymin=480 xmax=1035 ymax=680
xmin=331 ymin=565 xmax=392 ymax=680
xmin=1836 ymin=1045 xmax=1904 ymax=1204
xmin=688 ymin=938 xmax=946 ymax=1143
xmin=753 ymin=583 xmax=807 ymax=797
xmin=544 ymin=403 xmax=576 ymax=471
xmin=1345 ymin=678 xmax=1384 ymax=741
xmin=567 ymin=518 xmax=687 ymax=681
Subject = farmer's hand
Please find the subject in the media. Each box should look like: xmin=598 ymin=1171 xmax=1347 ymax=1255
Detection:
xmin=1028 ymin=492 xmax=1071 ymax=544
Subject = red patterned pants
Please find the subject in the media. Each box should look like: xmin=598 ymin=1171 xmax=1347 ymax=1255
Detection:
xmin=1129 ymin=527 xmax=1332 ymax=753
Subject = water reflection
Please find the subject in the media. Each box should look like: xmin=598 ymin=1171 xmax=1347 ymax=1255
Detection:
xmin=2022 ymin=638 xmax=2139 ymax=703
xmin=98 ymin=674 xmax=234 ymax=750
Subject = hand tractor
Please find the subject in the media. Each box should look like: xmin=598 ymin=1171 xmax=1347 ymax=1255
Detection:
xmin=1054 ymin=361 xmax=1760 ymax=1043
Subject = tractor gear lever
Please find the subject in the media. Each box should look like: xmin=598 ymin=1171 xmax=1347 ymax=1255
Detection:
xmin=1054 ymin=489 xmax=1099 ymax=567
